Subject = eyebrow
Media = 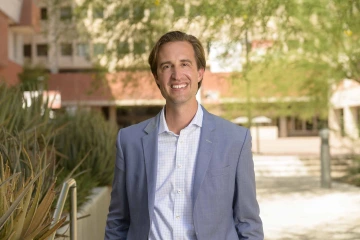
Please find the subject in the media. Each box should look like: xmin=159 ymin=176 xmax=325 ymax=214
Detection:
xmin=180 ymin=59 xmax=192 ymax=64
xmin=159 ymin=59 xmax=193 ymax=68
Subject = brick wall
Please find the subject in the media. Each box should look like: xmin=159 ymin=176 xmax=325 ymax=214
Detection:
xmin=0 ymin=60 xmax=22 ymax=85
xmin=0 ymin=11 xmax=8 ymax=67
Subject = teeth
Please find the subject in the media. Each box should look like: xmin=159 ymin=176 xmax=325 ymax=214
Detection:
xmin=172 ymin=84 xmax=187 ymax=89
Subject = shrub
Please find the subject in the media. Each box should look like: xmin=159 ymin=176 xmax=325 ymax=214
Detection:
xmin=0 ymin=82 xmax=117 ymax=220
xmin=55 ymin=110 xmax=117 ymax=187
xmin=0 ymin=129 xmax=65 ymax=239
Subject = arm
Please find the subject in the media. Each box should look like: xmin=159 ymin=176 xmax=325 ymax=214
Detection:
xmin=105 ymin=130 xmax=130 ymax=240
xmin=233 ymin=130 xmax=264 ymax=240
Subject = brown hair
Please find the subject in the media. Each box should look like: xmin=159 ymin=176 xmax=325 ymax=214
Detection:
xmin=148 ymin=31 xmax=206 ymax=89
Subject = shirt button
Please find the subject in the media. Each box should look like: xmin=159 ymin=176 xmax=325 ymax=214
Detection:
xmin=177 ymin=164 xmax=182 ymax=168
xmin=177 ymin=189 xmax=181 ymax=193
xmin=176 ymin=215 xmax=180 ymax=219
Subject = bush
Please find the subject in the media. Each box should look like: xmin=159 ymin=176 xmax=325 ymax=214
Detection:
xmin=54 ymin=110 xmax=117 ymax=187
xmin=0 ymin=128 xmax=65 ymax=239
xmin=337 ymin=155 xmax=360 ymax=187
xmin=0 ymin=82 xmax=117 ymax=220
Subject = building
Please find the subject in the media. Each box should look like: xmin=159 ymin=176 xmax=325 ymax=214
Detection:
xmin=0 ymin=0 xmax=39 ymax=85
xmin=9 ymin=1 xmax=324 ymax=138
xmin=329 ymin=79 xmax=360 ymax=154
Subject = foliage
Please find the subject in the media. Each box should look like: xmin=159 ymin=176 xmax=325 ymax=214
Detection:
xmin=229 ymin=55 xmax=342 ymax=120
xmin=54 ymin=109 xmax=117 ymax=191
xmin=274 ymin=0 xmax=360 ymax=83
xmin=18 ymin=64 xmax=49 ymax=92
xmin=0 ymin=83 xmax=116 ymax=231
xmin=0 ymin=83 xmax=56 ymax=139
xmin=0 ymin=128 xmax=65 ymax=240
xmin=71 ymin=0 xmax=360 ymax=123
xmin=337 ymin=155 xmax=360 ymax=187
xmin=75 ymin=0 xmax=282 ymax=71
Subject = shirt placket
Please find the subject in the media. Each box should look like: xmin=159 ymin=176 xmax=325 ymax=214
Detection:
xmin=173 ymin=130 xmax=187 ymax=240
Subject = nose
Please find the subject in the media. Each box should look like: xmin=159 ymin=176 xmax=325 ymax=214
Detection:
xmin=171 ymin=66 xmax=182 ymax=80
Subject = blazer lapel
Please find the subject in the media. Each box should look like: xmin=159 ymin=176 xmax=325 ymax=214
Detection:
xmin=193 ymin=107 xmax=216 ymax=204
xmin=142 ymin=113 xmax=160 ymax=223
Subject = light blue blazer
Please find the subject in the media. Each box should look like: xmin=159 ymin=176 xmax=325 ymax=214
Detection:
xmin=105 ymin=106 xmax=263 ymax=240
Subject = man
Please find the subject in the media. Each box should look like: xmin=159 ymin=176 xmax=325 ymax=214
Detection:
xmin=105 ymin=31 xmax=263 ymax=240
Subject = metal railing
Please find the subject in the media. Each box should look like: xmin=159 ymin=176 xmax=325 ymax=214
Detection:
xmin=49 ymin=178 xmax=77 ymax=240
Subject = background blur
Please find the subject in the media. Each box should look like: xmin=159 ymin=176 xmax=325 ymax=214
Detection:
xmin=1 ymin=0 xmax=360 ymax=239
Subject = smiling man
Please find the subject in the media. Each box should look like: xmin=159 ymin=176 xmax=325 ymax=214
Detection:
xmin=105 ymin=31 xmax=263 ymax=240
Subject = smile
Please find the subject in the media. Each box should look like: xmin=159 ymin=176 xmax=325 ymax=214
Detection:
xmin=171 ymin=84 xmax=188 ymax=89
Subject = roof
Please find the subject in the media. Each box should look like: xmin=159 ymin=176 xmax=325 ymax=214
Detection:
xmin=47 ymin=69 xmax=317 ymax=107
xmin=48 ymin=71 xmax=233 ymax=106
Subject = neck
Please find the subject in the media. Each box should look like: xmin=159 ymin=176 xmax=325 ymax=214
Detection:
xmin=165 ymin=101 xmax=198 ymax=135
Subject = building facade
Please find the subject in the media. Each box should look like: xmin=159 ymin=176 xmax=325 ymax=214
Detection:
xmin=329 ymin=79 xmax=360 ymax=154
xmin=0 ymin=0 xmax=39 ymax=85
xmin=10 ymin=1 xmax=324 ymax=138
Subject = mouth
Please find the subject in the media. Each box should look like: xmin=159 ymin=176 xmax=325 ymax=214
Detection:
xmin=171 ymin=83 xmax=188 ymax=89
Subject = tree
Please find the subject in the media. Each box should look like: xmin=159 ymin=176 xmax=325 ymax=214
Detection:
xmin=274 ymin=0 xmax=360 ymax=83
xmin=75 ymin=0 xmax=282 ymax=70
xmin=73 ymin=0 xmax=359 ymax=123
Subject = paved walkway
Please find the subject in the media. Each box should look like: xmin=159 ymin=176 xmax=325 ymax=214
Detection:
xmin=252 ymin=136 xmax=356 ymax=156
xmin=256 ymin=175 xmax=360 ymax=240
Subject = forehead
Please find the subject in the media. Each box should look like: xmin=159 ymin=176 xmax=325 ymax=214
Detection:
xmin=158 ymin=41 xmax=195 ymax=59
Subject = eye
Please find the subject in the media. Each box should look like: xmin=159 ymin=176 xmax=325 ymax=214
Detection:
xmin=162 ymin=64 xmax=170 ymax=70
xmin=181 ymin=62 xmax=190 ymax=67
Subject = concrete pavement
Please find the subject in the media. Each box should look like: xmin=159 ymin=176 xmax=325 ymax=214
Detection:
xmin=256 ymin=169 xmax=360 ymax=239
xmin=252 ymin=136 xmax=356 ymax=157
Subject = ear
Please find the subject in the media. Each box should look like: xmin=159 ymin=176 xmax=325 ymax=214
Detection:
xmin=197 ymin=68 xmax=205 ymax=82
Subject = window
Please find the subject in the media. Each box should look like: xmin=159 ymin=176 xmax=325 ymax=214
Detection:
xmin=76 ymin=43 xmax=89 ymax=57
xmin=24 ymin=44 xmax=32 ymax=57
xmin=40 ymin=7 xmax=48 ymax=20
xmin=60 ymin=7 xmax=72 ymax=20
xmin=36 ymin=44 xmax=48 ymax=56
xmin=60 ymin=43 xmax=73 ymax=56
xmin=294 ymin=117 xmax=303 ymax=131
xmin=101 ymin=106 xmax=109 ymax=120
xmin=93 ymin=43 xmax=105 ymax=56
xmin=305 ymin=119 xmax=314 ymax=131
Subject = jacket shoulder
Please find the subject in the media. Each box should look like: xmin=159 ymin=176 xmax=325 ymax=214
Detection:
xmin=210 ymin=113 xmax=249 ymax=139
xmin=117 ymin=116 xmax=156 ymax=143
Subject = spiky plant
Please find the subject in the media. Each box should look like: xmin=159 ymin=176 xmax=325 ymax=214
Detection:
xmin=54 ymin=109 xmax=117 ymax=207
xmin=0 ymin=129 xmax=65 ymax=240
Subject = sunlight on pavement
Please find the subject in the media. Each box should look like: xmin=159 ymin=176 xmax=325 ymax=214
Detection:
xmin=258 ymin=178 xmax=360 ymax=240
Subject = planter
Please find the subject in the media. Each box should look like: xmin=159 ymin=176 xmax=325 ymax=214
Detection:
xmin=57 ymin=186 xmax=111 ymax=240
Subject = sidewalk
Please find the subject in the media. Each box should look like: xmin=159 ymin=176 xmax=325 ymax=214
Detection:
xmin=256 ymin=175 xmax=360 ymax=240
xmin=252 ymin=136 xmax=355 ymax=156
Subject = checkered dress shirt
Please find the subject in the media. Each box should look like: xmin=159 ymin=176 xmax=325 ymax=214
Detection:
xmin=149 ymin=103 xmax=203 ymax=240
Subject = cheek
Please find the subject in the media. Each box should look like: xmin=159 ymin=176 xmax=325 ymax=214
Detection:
xmin=183 ymin=69 xmax=198 ymax=79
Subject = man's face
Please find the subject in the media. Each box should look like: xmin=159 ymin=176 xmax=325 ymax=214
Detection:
xmin=155 ymin=41 xmax=204 ymax=107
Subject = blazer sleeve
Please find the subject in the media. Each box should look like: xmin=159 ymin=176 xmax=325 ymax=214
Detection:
xmin=233 ymin=130 xmax=264 ymax=240
xmin=105 ymin=130 xmax=130 ymax=240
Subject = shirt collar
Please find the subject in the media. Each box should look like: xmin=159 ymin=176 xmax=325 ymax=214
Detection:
xmin=158 ymin=102 xmax=203 ymax=135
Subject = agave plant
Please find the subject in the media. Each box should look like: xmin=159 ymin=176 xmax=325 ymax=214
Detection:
xmin=0 ymin=129 xmax=65 ymax=240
